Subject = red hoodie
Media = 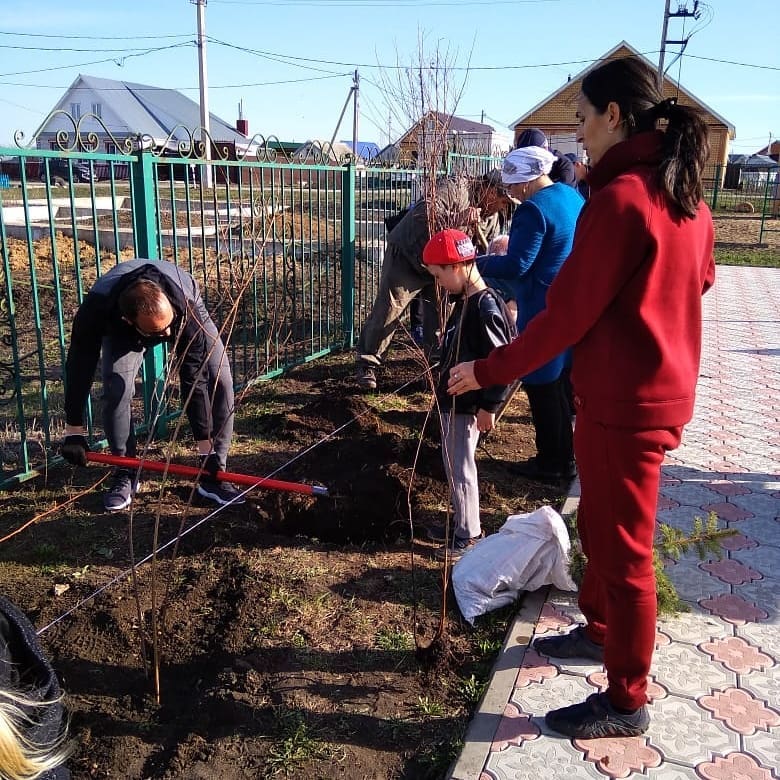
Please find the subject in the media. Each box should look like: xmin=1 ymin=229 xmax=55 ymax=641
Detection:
xmin=473 ymin=131 xmax=715 ymax=428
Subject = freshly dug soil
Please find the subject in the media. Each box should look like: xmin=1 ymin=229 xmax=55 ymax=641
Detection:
xmin=0 ymin=345 xmax=563 ymax=779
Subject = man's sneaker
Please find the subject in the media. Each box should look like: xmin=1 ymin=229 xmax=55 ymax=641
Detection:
xmin=545 ymin=692 xmax=650 ymax=739
xmin=425 ymin=522 xmax=450 ymax=543
xmin=434 ymin=533 xmax=483 ymax=562
xmin=533 ymin=625 xmax=604 ymax=662
xmin=356 ymin=364 xmax=377 ymax=389
xmin=197 ymin=480 xmax=246 ymax=506
xmin=512 ymin=457 xmax=575 ymax=486
xmin=103 ymin=469 xmax=138 ymax=512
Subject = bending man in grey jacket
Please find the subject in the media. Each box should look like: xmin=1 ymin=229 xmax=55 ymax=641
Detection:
xmin=60 ymin=258 xmax=243 ymax=511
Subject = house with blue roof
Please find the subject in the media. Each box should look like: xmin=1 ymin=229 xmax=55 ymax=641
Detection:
xmin=33 ymin=74 xmax=254 ymax=156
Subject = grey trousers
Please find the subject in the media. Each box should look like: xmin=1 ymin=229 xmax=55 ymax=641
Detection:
xmin=440 ymin=411 xmax=482 ymax=539
xmin=101 ymin=316 xmax=234 ymax=469
xmin=356 ymin=244 xmax=437 ymax=367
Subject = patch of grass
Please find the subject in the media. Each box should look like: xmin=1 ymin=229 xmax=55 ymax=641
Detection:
xmin=364 ymin=393 xmax=413 ymax=413
xmin=414 ymin=696 xmax=446 ymax=718
xmin=454 ymin=674 xmax=486 ymax=707
xmin=715 ymin=247 xmax=780 ymax=267
xmin=414 ymin=732 xmax=464 ymax=778
xmin=30 ymin=542 xmax=63 ymax=565
xmin=374 ymin=626 xmax=413 ymax=651
xmin=265 ymin=708 xmax=338 ymax=777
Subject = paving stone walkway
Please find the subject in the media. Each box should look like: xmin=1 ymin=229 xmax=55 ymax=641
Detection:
xmin=451 ymin=265 xmax=780 ymax=780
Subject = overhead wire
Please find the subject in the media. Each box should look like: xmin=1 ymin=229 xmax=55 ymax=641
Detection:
xmin=0 ymin=41 xmax=193 ymax=78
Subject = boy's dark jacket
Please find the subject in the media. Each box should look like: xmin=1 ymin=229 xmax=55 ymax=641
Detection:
xmin=436 ymin=288 xmax=515 ymax=415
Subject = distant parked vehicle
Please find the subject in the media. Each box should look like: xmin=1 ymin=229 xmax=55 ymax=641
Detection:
xmin=39 ymin=158 xmax=95 ymax=185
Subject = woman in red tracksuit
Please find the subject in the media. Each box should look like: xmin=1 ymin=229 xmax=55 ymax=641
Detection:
xmin=447 ymin=56 xmax=715 ymax=739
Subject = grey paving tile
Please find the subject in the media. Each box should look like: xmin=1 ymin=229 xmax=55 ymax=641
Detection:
xmin=743 ymin=729 xmax=780 ymax=774
xmin=647 ymin=695 xmax=739 ymax=766
xmin=652 ymin=641 xmax=737 ymax=697
xmin=729 ymin=492 xmax=780 ymax=520
xmin=663 ymin=559 xmax=732 ymax=603
xmin=509 ymin=673 xmax=595 ymax=716
xmin=656 ymin=609 xmax=733 ymax=644
xmin=736 ymin=619 xmax=780 ymax=656
xmin=660 ymin=482 xmax=723 ymax=507
xmin=483 ymin=738 xmax=605 ymax=779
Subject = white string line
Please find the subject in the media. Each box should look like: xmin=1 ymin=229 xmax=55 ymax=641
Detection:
xmin=36 ymin=362 xmax=434 ymax=637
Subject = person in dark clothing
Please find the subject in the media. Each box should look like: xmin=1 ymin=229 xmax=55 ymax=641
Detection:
xmin=567 ymin=152 xmax=591 ymax=199
xmin=355 ymin=173 xmax=510 ymax=389
xmin=60 ymin=259 xmax=244 ymax=511
xmin=515 ymin=127 xmax=576 ymax=186
xmin=0 ymin=597 xmax=71 ymax=780
xmin=421 ymin=229 xmax=515 ymax=561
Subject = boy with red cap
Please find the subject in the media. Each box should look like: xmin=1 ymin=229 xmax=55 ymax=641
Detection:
xmin=422 ymin=229 xmax=515 ymax=560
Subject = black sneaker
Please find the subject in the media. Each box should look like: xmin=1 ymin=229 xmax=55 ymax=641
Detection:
xmin=425 ymin=522 xmax=449 ymax=543
xmin=433 ymin=533 xmax=483 ymax=562
xmin=533 ymin=625 xmax=604 ymax=662
xmin=197 ymin=480 xmax=246 ymax=506
xmin=545 ymin=692 xmax=650 ymax=739
xmin=356 ymin=364 xmax=377 ymax=389
xmin=512 ymin=457 xmax=571 ymax=486
xmin=104 ymin=469 xmax=138 ymax=512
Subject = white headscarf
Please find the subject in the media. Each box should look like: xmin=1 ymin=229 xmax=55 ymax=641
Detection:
xmin=501 ymin=146 xmax=556 ymax=184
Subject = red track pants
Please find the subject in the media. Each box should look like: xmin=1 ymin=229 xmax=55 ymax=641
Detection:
xmin=574 ymin=414 xmax=683 ymax=711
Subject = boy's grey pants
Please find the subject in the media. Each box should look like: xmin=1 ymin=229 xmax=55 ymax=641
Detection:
xmin=440 ymin=411 xmax=482 ymax=539
xmin=100 ymin=316 xmax=234 ymax=469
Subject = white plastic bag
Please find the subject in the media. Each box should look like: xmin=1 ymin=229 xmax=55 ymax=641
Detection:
xmin=452 ymin=505 xmax=577 ymax=624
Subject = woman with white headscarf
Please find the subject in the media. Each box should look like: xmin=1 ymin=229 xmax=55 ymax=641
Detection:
xmin=478 ymin=145 xmax=584 ymax=484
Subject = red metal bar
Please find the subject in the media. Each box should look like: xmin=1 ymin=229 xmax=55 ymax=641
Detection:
xmin=86 ymin=452 xmax=328 ymax=497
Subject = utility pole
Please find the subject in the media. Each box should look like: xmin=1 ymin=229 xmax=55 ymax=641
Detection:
xmin=658 ymin=0 xmax=699 ymax=88
xmin=352 ymin=69 xmax=359 ymax=163
xmin=191 ymin=0 xmax=212 ymax=188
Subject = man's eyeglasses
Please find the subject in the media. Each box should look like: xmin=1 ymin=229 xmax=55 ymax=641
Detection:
xmin=132 ymin=315 xmax=175 ymax=339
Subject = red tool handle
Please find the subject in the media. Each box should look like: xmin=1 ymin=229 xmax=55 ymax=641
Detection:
xmin=86 ymin=452 xmax=328 ymax=497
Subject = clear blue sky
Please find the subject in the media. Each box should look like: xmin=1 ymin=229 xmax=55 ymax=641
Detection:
xmin=0 ymin=0 xmax=777 ymax=154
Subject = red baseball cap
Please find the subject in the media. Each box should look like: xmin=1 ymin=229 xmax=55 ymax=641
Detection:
xmin=423 ymin=229 xmax=476 ymax=266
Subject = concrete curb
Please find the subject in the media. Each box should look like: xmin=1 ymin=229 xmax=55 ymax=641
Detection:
xmin=446 ymin=486 xmax=581 ymax=780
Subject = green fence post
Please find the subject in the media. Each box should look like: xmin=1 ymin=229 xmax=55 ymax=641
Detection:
xmin=130 ymin=150 xmax=167 ymax=438
xmin=711 ymin=164 xmax=721 ymax=210
xmin=341 ymin=162 xmax=356 ymax=348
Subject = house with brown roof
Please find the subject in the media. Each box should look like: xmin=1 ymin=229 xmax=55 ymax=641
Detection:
xmin=378 ymin=111 xmax=512 ymax=166
xmin=508 ymin=41 xmax=735 ymax=175
xmin=757 ymin=140 xmax=780 ymax=163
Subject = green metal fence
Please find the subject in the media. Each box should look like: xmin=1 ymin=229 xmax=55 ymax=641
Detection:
xmin=704 ymin=163 xmax=779 ymax=243
xmin=0 ymin=140 xmax=440 ymax=485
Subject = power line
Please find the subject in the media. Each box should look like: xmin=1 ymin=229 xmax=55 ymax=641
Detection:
xmin=0 ymin=42 xmax=193 ymax=78
xmin=0 ymin=31 xmax=191 ymax=41
xmin=210 ymin=0 xmax=559 ymax=5
xmin=0 ymin=73 xmax=351 ymax=90
xmin=0 ymin=42 xmax=194 ymax=53
xmin=684 ymin=53 xmax=780 ymax=71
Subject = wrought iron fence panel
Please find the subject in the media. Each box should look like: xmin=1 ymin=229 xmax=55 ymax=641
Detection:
xmin=0 ymin=148 xmax=138 ymax=483
xmin=0 ymin=140 xmax=503 ymax=485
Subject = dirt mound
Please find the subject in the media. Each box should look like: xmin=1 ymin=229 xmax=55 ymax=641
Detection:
xmin=1 ymin=348 xmax=557 ymax=779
